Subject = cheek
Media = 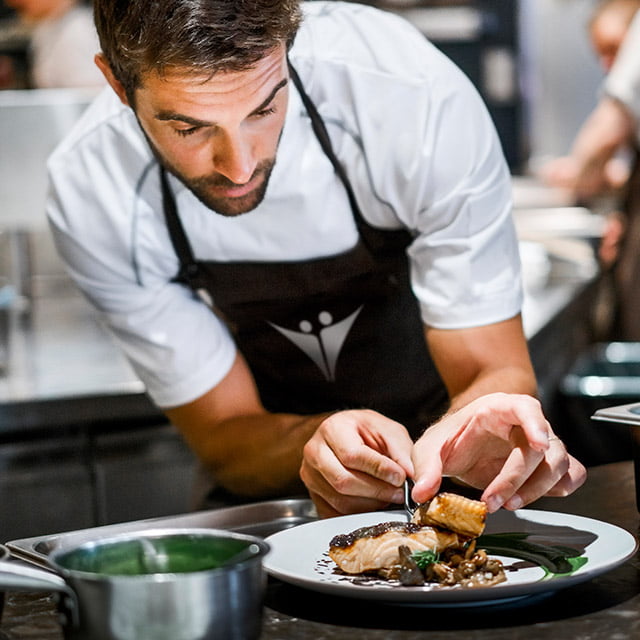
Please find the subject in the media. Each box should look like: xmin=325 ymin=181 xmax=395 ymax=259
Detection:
xmin=249 ymin=115 xmax=286 ymax=158
xmin=154 ymin=134 xmax=215 ymax=176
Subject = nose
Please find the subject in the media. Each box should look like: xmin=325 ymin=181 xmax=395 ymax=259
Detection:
xmin=212 ymin=129 xmax=257 ymax=185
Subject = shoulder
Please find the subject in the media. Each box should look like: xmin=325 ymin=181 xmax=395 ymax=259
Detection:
xmin=293 ymin=1 xmax=460 ymax=86
xmin=47 ymin=89 xmax=158 ymax=248
xmin=290 ymin=1 xmax=483 ymax=141
xmin=48 ymin=89 xmax=152 ymax=187
xmin=289 ymin=3 xmax=504 ymax=229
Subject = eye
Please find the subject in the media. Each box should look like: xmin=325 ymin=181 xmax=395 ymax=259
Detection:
xmin=253 ymin=106 xmax=276 ymax=119
xmin=175 ymin=127 xmax=200 ymax=137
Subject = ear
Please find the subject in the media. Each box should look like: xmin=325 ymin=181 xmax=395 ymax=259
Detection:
xmin=94 ymin=53 xmax=130 ymax=106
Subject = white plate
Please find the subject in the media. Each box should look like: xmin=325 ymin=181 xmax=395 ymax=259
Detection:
xmin=264 ymin=508 xmax=637 ymax=606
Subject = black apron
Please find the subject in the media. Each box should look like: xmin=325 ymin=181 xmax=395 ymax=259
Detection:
xmin=160 ymin=64 xmax=449 ymax=439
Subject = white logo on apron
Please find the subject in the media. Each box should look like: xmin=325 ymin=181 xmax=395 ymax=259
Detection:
xmin=268 ymin=306 xmax=363 ymax=381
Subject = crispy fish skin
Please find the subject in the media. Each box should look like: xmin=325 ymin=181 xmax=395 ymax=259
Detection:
xmin=411 ymin=492 xmax=487 ymax=538
xmin=328 ymin=521 xmax=459 ymax=574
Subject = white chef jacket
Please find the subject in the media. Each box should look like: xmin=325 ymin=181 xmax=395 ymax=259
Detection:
xmin=46 ymin=1 xmax=522 ymax=409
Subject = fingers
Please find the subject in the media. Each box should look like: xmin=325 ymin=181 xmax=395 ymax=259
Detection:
xmin=542 ymin=454 xmax=587 ymax=497
xmin=321 ymin=410 xmax=413 ymax=485
xmin=466 ymin=393 xmax=551 ymax=453
xmin=412 ymin=393 xmax=550 ymax=505
xmin=479 ymin=425 xmax=548 ymax=511
xmin=300 ymin=410 xmax=413 ymax=517
xmin=302 ymin=397 xmax=587 ymax=518
xmin=307 ymin=477 xmax=402 ymax=518
xmin=413 ymin=393 xmax=584 ymax=513
xmin=411 ymin=423 xmax=450 ymax=504
xmin=481 ymin=436 xmax=585 ymax=512
xmin=300 ymin=440 xmax=405 ymax=513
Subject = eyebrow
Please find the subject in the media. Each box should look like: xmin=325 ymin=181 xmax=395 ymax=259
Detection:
xmin=154 ymin=78 xmax=289 ymax=126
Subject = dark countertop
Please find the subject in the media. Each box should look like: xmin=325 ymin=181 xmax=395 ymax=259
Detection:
xmin=1 ymin=461 xmax=638 ymax=639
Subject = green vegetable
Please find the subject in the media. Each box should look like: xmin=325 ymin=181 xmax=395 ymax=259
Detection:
xmin=477 ymin=532 xmax=587 ymax=576
xmin=411 ymin=549 xmax=440 ymax=569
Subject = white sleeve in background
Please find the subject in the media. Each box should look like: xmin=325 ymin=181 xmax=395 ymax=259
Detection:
xmin=604 ymin=10 xmax=640 ymax=126
xmin=30 ymin=6 xmax=105 ymax=89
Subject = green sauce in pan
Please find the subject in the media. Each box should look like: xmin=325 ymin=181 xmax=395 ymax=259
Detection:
xmin=55 ymin=534 xmax=259 ymax=576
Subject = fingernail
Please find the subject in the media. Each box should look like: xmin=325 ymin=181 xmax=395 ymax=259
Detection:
xmin=391 ymin=489 xmax=404 ymax=504
xmin=485 ymin=496 xmax=502 ymax=513
xmin=505 ymin=494 xmax=523 ymax=510
xmin=388 ymin=472 xmax=404 ymax=487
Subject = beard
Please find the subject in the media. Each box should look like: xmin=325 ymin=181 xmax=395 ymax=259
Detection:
xmin=164 ymin=157 xmax=276 ymax=217
xmin=142 ymin=129 xmax=277 ymax=217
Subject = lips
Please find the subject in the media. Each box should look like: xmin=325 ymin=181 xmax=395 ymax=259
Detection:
xmin=207 ymin=171 xmax=265 ymax=199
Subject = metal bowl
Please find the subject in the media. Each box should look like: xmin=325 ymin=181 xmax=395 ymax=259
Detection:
xmin=47 ymin=528 xmax=269 ymax=640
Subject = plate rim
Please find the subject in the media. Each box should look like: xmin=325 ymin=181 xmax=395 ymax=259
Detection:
xmin=264 ymin=507 xmax=638 ymax=604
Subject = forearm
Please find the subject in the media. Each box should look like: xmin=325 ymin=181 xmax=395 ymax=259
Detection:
xmin=446 ymin=363 xmax=538 ymax=414
xmin=178 ymin=410 xmax=331 ymax=498
xmin=570 ymin=98 xmax=635 ymax=197
xmin=425 ymin=315 xmax=538 ymax=418
xmin=162 ymin=352 xmax=332 ymax=498
xmin=572 ymin=99 xmax=631 ymax=160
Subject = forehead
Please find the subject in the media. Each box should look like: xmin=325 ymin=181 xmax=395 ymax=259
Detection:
xmin=136 ymin=46 xmax=288 ymax=115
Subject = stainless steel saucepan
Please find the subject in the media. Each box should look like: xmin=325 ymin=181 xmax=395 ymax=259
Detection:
xmin=0 ymin=528 xmax=269 ymax=640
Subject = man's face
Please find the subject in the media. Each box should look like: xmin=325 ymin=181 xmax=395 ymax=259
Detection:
xmin=132 ymin=46 xmax=289 ymax=216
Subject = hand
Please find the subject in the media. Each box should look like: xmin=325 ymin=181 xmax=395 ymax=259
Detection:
xmin=539 ymin=152 xmax=629 ymax=202
xmin=598 ymin=210 xmax=626 ymax=267
xmin=411 ymin=393 xmax=586 ymax=512
xmin=539 ymin=156 xmax=582 ymax=193
xmin=300 ymin=410 xmax=414 ymax=518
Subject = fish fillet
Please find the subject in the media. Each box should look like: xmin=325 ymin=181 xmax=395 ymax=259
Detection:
xmin=411 ymin=492 xmax=487 ymax=538
xmin=328 ymin=521 xmax=459 ymax=574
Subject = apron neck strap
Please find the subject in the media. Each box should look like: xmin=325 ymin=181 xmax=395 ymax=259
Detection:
xmin=288 ymin=61 xmax=365 ymax=226
xmin=160 ymin=167 xmax=201 ymax=284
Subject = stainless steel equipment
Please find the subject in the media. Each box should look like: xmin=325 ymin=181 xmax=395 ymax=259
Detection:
xmin=0 ymin=528 xmax=270 ymax=640
xmin=592 ymin=402 xmax=640 ymax=512
xmin=6 ymin=498 xmax=318 ymax=565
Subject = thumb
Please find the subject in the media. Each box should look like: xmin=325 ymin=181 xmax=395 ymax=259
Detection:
xmin=411 ymin=438 xmax=445 ymax=504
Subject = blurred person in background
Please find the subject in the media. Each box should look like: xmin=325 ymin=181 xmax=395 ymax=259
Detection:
xmin=541 ymin=0 xmax=640 ymax=266
xmin=541 ymin=0 xmax=639 ymax=201
xmin=2 ymin=0 xmax=103 ymax=88
xmin=543 ymin=0 xmax=640 ymax=343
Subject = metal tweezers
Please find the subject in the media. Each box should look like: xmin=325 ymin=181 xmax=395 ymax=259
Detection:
xmin=403 ymin=479 xmax=417 ymax=522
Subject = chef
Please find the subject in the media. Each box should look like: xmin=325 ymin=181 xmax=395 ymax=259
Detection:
xmin=46 ymin=0 xmax=586 ymax=518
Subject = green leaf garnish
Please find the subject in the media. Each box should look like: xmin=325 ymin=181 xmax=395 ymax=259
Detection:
xmin=411 ymin=549 xmax=440 ymax=569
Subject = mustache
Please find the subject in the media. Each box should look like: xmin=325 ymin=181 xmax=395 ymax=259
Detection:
xmin=190 ymin=159 xmax=275 ymax=190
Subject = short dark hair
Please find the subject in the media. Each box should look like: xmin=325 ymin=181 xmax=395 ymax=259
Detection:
xmin=94 ymin=0 xmax=302 ymax=97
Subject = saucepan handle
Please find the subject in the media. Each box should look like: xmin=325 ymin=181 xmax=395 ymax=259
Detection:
xmin=0 ymin=558 xmax=68 ymax=593
xmin=0 ymin=558 xmax=79 ymax=628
